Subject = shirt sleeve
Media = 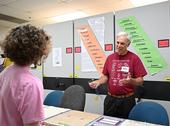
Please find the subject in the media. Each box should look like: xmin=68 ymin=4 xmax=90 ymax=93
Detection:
xmin=17 ymin=78 xmax=44 ymax=124
xmin=134 ymin=56 xmax=147 ymax=78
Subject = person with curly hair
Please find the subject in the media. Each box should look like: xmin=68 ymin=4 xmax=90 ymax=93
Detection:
xmin=0 ymin=24 xmax=51 ymax=126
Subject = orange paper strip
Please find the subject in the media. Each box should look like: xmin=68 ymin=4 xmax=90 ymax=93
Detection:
xmin=77 ymin=25 xmax=106 ymax=74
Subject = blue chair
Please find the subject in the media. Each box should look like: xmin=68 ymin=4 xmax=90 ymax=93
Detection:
xmin=128 ymin=101 xmax=169 ymax=126
xmin=44 ymin=90 xmax=64 ymax=107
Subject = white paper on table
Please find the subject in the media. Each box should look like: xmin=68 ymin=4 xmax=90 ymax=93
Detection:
xmin=44 ymin=105 xmax=70 ymax=120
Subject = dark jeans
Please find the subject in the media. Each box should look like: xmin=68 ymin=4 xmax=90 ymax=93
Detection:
xmin=104 ymin=95 xmax=136 ymax=119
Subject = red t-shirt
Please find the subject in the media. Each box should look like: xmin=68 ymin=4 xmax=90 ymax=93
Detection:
xmin=103 ymin=51 xmax=147 ymax=95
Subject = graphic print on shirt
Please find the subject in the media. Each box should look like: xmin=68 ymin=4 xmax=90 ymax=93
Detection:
xmin=111 ymin=60 xmax=130 ymax=86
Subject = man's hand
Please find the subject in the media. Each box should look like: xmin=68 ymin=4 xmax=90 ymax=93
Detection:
xmin=120 ymin=72 xmax=131 ymax=84
xmin=120 ymin=72 xmax=144 ymax=86
xmin=89 ymin=80 xmax=100 ymax=89
xmin=88 ymin=74 xmax=108 ymax=89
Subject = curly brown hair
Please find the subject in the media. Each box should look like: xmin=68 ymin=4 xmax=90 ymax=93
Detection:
xmin=1 ymin=24 xmax=51 ymax=66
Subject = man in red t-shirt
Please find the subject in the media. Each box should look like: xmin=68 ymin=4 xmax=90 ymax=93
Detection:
xmin=89 ymin=32 xmax=147 ymax=119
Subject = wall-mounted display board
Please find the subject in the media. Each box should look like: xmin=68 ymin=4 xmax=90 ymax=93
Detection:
xmin=43 ymin=21 xmax=74 ymax=90
xmin=73 ymin=12 xmax=114 ymax=93
xmin=115 ymin=1 xmax=170 ymax=82
xmin=74 ymin=12 xmax=114 ymax=79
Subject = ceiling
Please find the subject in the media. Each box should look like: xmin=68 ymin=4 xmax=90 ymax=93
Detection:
xmin=0 ymin=0 xmax=167 ymax=30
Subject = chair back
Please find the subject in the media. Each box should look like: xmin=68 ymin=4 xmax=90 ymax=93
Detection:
xmin=128 ymin=101 xmax=169 ymax=126
xmin=44 ymin=90 xmax=64 ymax=107
xmin=60 ymin=85 xmax=86 ymax=111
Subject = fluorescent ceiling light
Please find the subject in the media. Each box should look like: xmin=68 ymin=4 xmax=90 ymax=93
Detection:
xmin=129 ymin=0 xmax=168 ymax=6
xmin=51 ymin=11 xmax=88 ymax=22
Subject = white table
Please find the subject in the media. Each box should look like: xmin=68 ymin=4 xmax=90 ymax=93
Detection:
xmin=44 ymin=106 xmax=162 ymax=126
